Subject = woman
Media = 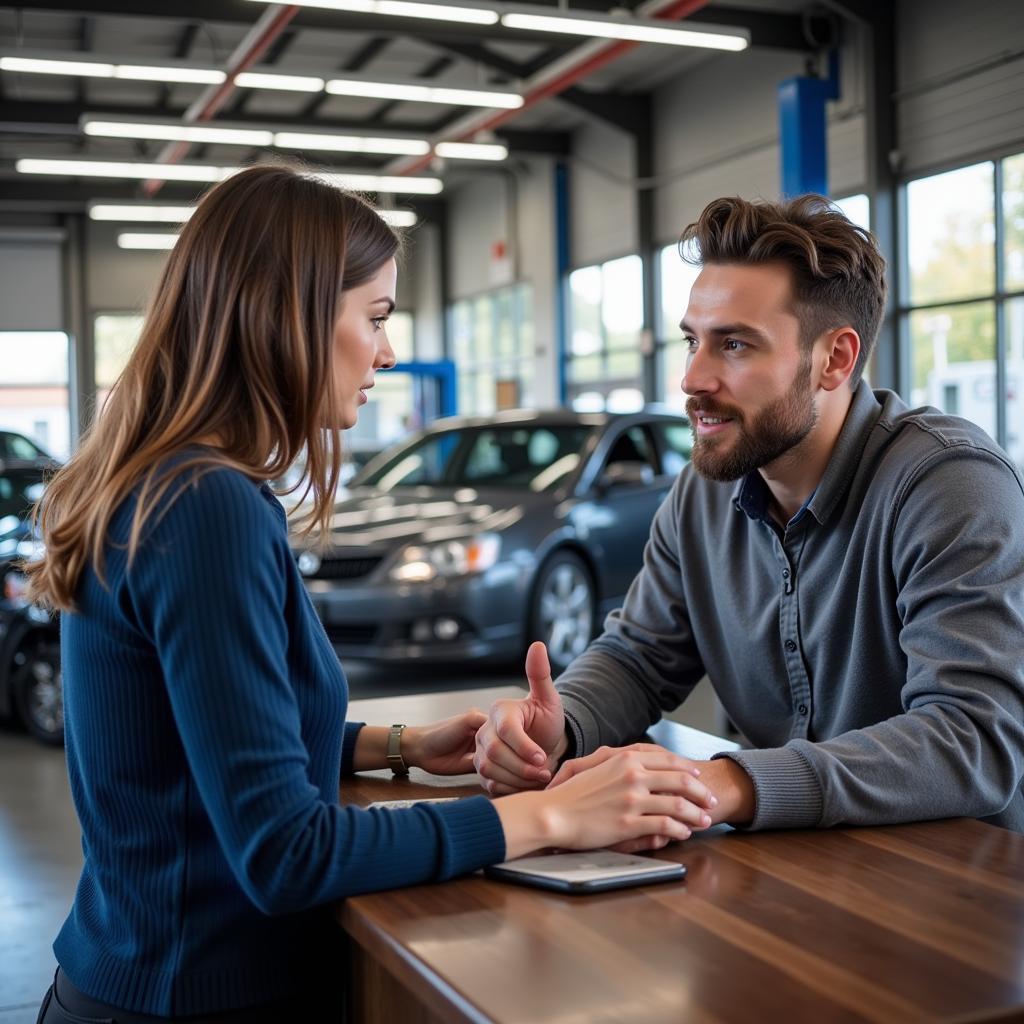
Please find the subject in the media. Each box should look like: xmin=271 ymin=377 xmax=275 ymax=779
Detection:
xmin=28 ymin=164 xmax=715 ymax=1023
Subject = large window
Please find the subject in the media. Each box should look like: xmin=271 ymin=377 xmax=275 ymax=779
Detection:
xmin=904 ymin=157 xmax=1023 ymax=469
xmin=567 ymin=255 xmax=644 ymax=412
xmin=0 ymin=332 xmax=71 ymax=461
xmin=449 ymin=283 xmax=534 ymax=416
xmin=656 ymin=242 xmax=701 ymax=408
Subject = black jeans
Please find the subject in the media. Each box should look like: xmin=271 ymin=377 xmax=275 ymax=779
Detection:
xmin=37 ymin=968 xmax=344 ymax=1023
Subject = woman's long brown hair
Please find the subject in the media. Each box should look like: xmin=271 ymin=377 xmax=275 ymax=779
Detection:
xmin=26 ymin=163 xmax=400 ymax=611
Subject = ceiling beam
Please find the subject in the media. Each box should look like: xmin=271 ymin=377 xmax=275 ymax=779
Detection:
xmin=299 ymin=36 xmax=392 ymax=120
xmin=14 ymin=1 xmax=827 ymax=50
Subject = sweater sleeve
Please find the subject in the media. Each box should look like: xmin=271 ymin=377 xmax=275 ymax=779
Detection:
xmin=556 ymin=473 xmax=707 ymax=755
xmin=722 ymin=447 xmax=1024 ymax=830
xmin=128 ymin=470 xmax=504 ymax=914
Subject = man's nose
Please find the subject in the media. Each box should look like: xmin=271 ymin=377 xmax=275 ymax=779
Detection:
xmin=681 ymin=346 xmax=717 ymax=397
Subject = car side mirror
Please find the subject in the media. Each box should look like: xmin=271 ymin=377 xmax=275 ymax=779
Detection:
xmin=598 ymin=461 xmax=655 ymax=491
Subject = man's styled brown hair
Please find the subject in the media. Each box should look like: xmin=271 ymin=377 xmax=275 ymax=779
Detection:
xmin=680 ymin=194 xmax=887 ymax=387
xmin=27 ymin=163 xmax=400 ymax=611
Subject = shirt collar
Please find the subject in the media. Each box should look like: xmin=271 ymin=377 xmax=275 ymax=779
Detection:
xmin=731 ymin=380 xmax=882 ymax=528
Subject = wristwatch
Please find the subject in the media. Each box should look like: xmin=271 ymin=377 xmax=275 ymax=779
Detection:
xmin=387 ymin=723 xmax=409 ymax=776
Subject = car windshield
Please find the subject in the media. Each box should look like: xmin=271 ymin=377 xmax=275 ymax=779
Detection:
xmin=358 ymin=424 xmax=594 ymax=492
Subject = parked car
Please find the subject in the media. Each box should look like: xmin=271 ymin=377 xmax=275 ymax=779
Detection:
xmin=0 ymin=429 xmax=59 ymax=472
xmin=0 ymin=459 xmax=62 ymax=745
xmin=0 ymin=577 xmax=61 ymax=745
xmin=293 ymin=408 xmax=692 ymax=674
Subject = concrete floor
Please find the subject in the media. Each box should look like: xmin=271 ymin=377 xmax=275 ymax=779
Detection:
xmin=0 ymin=661 xmax=721 ymax=1023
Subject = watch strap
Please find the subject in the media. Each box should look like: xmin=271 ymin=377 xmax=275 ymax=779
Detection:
xmin=387 ymin=723 xmax=409 ymax=776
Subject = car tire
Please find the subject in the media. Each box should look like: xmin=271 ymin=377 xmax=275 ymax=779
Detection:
xmin=530 ymin=550 xmax=596 ymax=676
xmin=12 ymin=642 xmax=64 ymax=746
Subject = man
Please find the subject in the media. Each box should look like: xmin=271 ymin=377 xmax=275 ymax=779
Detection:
xmin=475 ymin=194 xmax=1024 ymax=832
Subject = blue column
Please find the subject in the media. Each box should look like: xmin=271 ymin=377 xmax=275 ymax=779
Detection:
xmin=554 ymin=161 xmax=570 ymax=407
xmin=778 ymin=52 xmax=840 ymax=197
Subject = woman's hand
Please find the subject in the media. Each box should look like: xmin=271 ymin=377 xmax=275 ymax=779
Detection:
xmin=493 ymin=745 xmax=719 ymax=861
xmin=403 ymin=710 xmax=488 ymax=776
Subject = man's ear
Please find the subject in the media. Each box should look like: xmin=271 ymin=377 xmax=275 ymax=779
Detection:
xmin=817 ymin=327 xmax=860 ymax=392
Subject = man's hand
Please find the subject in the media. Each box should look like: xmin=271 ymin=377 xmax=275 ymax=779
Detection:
xmin=474 ymin=641 xmax=567 ymax=796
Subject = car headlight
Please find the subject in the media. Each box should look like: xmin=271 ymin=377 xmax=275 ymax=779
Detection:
xmin=389 ymin=534 xmax=501 ymax=583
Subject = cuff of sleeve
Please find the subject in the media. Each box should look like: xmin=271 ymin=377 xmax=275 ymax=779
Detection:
xmin=714 ymin=746 xmax=823 ymax=831
xmin=431 ymin=795 xmax=506 ymax=878
xmin=340 ymin=721 xmax=365 ymax=776
xmin=562 ymin=700 xmax=596 ymax=758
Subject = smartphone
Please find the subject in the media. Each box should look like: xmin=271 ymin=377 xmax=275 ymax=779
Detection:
xmin=484 ymin=850 xmax=686 ymax=894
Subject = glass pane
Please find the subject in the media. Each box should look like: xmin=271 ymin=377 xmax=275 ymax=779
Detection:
xmin=1005 ymin=297 xmax=1024 ymax=471
xmin=571 ymin=389 xmax=605 ymax=412
xmin=658 ymin=423 xmax=693 ymax=477
xmin=567 ymin=353 xmax=603 ymax=383
xmin=659 ymin=242 xmax=701 ymax=342
xmin=569 ymin=265 xmax=603 ymax=356
xmin=494 ymin=288 xmax=516 ymax=359
xmin=601 ymin=255 xmax=643 ymax=350
xmin=607 ymin=348 xmax=641 ymax=381
xmin=909 ymin=302 xmax=996 ymax=441
xmin=833 ymin=193 xmax=870 ymax=231
xmin=907 ymin=163 xmax=995 ymax=305
xmin=95 ymin=314 xmax=144 ymax=388
xmin=451 ymin=301 xmax=473 ymax=364
xmin=347 ymin=371 xmax=414 ymax=450
xmin=606 ymin=388 xmax=644 ymax=413
xmin=387 ymin=311 xmax=414 ymax=363
xmin=458 ymin=372 xmax=477 ymax=416
xmin=516 ymin=284 xmax=534 ymax=359
xmin=0 ymin=331 xmax=70 ymax=461
xmin=660 ymin=338 xmax=688 ymax=408
xmin=1002 ymin=153 xmax=1024 ymax=292
xmin=472 ymin=297 xmax=494 ymax=361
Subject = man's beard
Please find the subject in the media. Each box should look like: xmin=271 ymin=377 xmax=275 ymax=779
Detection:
xmin=686 ymin=362 xmax=817 ymax=483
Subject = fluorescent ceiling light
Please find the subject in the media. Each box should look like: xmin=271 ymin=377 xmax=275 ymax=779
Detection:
xmin=273 ymin=131 xmax=430 ymax=156
xmin=114 ymin=65 xmax=225 ymax=84
xmin=326 ymin=77 xmax=522 ymax=109
xmin=0 ymin=56 xmax=113 ymax=77
xmin=315 ymin=172 xmax=443 ymax=194
xmin=118 ymin=233 xmax=179 ymax=250
xmin=16 ymin=158 xmax=229 ymax=182
xmin=89 ymin=204 xmax=196 ymax=223
xmin=378 ymin=209 xmax=417 ymax=227
xmin=0 ymin=53 xmax=226 ymax=84
xmin=84 ymin=120 xmax=273 ymax=146
xmin=500 ymin=9 xmax=749 ymax=50
xmin=434 ymin=140 xmax=507 ymax=160
xmin=234 ymin=71 xmax=325 ymax=92
xmin=245 ymin=0 xmax=498 ymax=24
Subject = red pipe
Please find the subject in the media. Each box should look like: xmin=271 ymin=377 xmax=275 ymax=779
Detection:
xmin=143 ymin=4 xmax=301 ymax=195
xmin=396 ymin=0 xmax=712 ymax=176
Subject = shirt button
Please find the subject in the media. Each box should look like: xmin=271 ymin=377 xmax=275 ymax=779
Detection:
xmin=785 ymin=639 xmax=797 ymax=652
xmin=782 ymin=568 xmax=790 ymax=579
xmin=798 ymin=703 xmax=808 ymax=715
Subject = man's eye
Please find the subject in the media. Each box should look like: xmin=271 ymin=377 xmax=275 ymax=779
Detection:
xmin=683 ymin=336 xmax=698 ymax=350
xmin=723 ymin=338 xmax=746 ymax=352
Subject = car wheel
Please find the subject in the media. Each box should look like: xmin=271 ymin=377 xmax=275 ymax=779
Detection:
xmin=12 ymin=644 xmax=64 ymax=746
xmin=530 ymin=551 xmax=596 ymax=676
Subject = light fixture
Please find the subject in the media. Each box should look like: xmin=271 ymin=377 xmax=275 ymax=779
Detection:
xmin=326 ymin=76 xmax=523 ymax=109
xmin=378 ymin=209 xmax=418 ymax=227
xmin=84 ymin=120 xmax=273 ymax=147
xmin=499 ymin=8 xmax=749 ymax=49
xmin=234 ymin=71 xmax=325 ymax=92
xmin=245 ymin=0 xmax=498 ymax=25
xmin=273 ymin=131 xmax=430 ymax=156
xmin=16 ymin=158 xmax=229 ymax=182
xmin=17 ymin=158 xmax=443 ymax=195
xmin=93 ymin=202 xmax=416 ymax=228
xmin=315 ymin=172 xmax=443 ymax=194
xmin=89 ymin=203 xmax=196 ymax=222
xmin=0 ymin=52 xmax=226 ymax=84
xmin=434 ymin=140 xmax=508 ymax=160
xmin=117 ymin=233 xmax=179 ymax=250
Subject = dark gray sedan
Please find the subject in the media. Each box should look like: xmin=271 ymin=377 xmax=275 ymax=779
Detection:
xmin=293 ymin=409 xmax=691 ymax=674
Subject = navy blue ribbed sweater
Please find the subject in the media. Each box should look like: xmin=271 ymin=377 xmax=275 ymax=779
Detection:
xmin=55 ymin=463 xmax=505 ymax=1016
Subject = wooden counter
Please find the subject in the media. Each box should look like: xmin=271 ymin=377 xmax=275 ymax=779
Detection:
xmin=339 ymin=688 xmax=1024 ymax=1023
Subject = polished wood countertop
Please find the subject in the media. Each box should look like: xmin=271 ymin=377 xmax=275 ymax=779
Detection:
xmin=339 ymin=687 xmax=1024 ymax=1024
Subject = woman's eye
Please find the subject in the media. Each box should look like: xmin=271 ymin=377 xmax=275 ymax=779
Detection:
xmin=371 ymin=317 xmax=389 ymax=331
